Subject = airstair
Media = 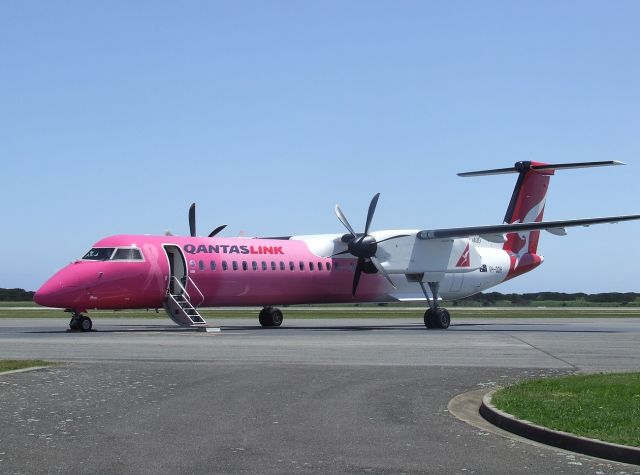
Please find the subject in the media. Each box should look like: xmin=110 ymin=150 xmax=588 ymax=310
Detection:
xmin=164 ymin=276 xmax=207 ymax=327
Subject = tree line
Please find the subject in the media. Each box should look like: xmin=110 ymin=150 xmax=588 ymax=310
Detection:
xmin=458 ymin=291 xmax=639 ymax=306
xmin=0 ymin=288 xmax=36 ymax=301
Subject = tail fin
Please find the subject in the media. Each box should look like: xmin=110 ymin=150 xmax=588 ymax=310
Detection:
xmin=459 ymin=160 xmax=624 ymax=256
xmin=502 ymin=161 xmax=552 ymax=255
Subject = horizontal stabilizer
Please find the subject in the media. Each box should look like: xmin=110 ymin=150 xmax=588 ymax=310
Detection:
xmin=418 ymin=214 xmax=640 ymax=240
xmin=458 ymin=160 xmax=624 ymax=177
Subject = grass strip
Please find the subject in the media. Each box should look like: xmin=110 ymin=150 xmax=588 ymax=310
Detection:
xmin=0 ymin=306 xmax=639 ymax=319
xmin=0 ymin=359 xmax=55 ymax=373
xmin=492 ymin=373 xmax=640 ymax=447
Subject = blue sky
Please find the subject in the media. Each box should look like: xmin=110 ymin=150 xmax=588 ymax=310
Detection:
xmin=1 ymin=1 xmax=639 ymax=293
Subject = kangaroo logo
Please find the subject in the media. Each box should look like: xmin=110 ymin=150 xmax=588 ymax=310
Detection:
xmin=456 ymin=243 xmax=471 ymax=267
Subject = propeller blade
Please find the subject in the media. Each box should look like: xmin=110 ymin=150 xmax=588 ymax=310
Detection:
xmin=352 ymin=258 xmax=364 ymax=296
xmin=330 ymin=249 xmax=352 ymax=258
xmin=376 ymin=234 xmax=411 ymax=244
xmin=208 ymin=224 xmax=227 ymax=238
xmin=335 ymin=204 xmax=357 ymax=237
xmin=370 ymin=256 xmax=396 ymax=288
xmin=189 ymin=203 xmax=196 ymax=237
xmin=364 ymin=193 xmax=380 ymax=235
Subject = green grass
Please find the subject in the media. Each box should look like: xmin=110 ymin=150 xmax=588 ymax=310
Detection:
xmin=0 ymin=301 xmax=38 ymax=307
xmin=492 ymin=373 xmax=640 ymax=447
xmin=454 ymin=299 xmax=640 ymax=308
xmin=0 ymin=303 xmax=639 ymax=319
xmin=0 ymin=359 xmax=55 ymax=373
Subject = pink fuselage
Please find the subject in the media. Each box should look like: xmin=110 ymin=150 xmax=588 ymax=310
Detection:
xmin=34 ymin=235 xmax=389 ymax=312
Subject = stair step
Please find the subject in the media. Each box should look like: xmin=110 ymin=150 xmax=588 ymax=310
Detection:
xmin=165 ymin=290 xmax=206 ymax=327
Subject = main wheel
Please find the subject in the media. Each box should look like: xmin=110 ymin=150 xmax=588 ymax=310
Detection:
xmin=79 ymin=315 xmax=93 ymax=332
xmin=258 ymin=307 xmax=271 ymax=327
xmin=423 ymin=309 xmax=435 ymax=328
xmin=433 ymin=308 xmax=450 ymax=329
xmin=424 ymin=308 xmax=450 ymax=329
xmin=258 ymin=307 xmax=283 ymax=327
xmin=269 ymin=308 xmax=283 ymax=327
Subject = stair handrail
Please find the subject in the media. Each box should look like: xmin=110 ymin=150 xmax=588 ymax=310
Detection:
xmin=186 ymin=276 xmax=205 ymax=307
xmin=170 ymin=276 xmax=191 ymax=302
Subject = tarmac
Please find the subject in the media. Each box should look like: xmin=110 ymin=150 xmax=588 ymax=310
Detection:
xmin=0 ymin=316 xmax=639 ymax=474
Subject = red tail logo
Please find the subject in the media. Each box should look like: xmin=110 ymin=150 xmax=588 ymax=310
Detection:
xmin=456 ymin=243 xmax=471 ymax=267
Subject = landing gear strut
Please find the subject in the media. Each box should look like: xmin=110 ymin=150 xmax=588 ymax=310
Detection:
xmin=68 ymin=312 xmax=92 ymax=332
xmin=419 ymin=281 xmax=450 ymax=329
xmin=258 ymin=306 xmax=283 ymax=327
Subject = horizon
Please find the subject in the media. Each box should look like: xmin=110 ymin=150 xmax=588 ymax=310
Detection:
xmin=2 ymin=2 xmax=639 ymax=293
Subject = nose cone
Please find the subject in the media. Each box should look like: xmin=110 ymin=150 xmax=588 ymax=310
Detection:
xmin=34 ymin=265 xmax=84 ymax=309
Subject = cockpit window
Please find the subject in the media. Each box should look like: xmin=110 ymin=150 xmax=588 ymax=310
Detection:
xmin=112 ymin=248 xmax=144 ymax=260
xmin=82 ymin=248 xmax=115 ymax=261
xmin=81 ymin=247 xmax=143 ymax=261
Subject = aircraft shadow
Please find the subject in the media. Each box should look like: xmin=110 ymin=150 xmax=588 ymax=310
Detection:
xmin=21 ymin=322 xmax=625 ymax=334
xmin=220 ymin=323 xmax=622 ymax=334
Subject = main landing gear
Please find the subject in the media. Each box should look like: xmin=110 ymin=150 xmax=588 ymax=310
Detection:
xmin=68 ymin=312 xmax=92 ymax=332
xmin=258 ymin=306 xmax=283 ymax=327
xmin=418 ymin=281 xmax=450 ymax=329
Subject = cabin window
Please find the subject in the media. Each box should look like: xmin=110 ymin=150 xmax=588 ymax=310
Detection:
xmin=198 ymin=260 xmax=205 ymax=271
xmin=309 ymin=262 xmax=314 ymax=271
xmin=242 ymin=261 xmax=248 ymax=271
xmin=299 ymin=261 xmax=305 ymax=271
xmin=289 ymin=261 xmax=295 ymax=271
xmin=333 ymin=262 xmax=339 ymax=271
xmin=190 ymin=260 xmax=195 ymax=268
xmin=222 ymin=261 xmax=228 ymax=271
xmin=210 ymin=261 xmax=216 ymax=271
xmin=318 ymin=262 xmax=323 ymax=271
xmin=326 ymin=262 xmax=332 ymax=271
xmin=262 ymin=261 xmax=267 ymax=271
xmin=111 ymin=248 xmax=144 ymax=261
xmin=252 ymin=261 xmax=258 ymax=271
xmin=82 ymin=248 xmax=115 ymax=261
xmin=349 ymin=262 xmax=355 ymax=271
xmin=271 ymin=261 xmax=276 ymax=271
xmin=232 ymin=261 xmax=238 ymax=271
xmin=280 ymin=261 xmax=285 ymax=271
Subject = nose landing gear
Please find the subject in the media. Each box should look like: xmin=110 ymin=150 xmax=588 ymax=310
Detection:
xmin=68 ymin=312 xmax=93 ymax=332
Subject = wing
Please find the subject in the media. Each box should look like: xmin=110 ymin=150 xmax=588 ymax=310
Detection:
xmin=418 ymin=215 xmax=640 ymax=241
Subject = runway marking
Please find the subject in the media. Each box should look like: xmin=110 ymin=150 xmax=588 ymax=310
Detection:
xmin=506 ymin=333 xmax=579 ymax=370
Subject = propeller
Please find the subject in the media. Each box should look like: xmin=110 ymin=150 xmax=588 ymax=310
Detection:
xmin=188 ymin=203 xmax=227 ymax=238
xmin=333 ymin=193 xmax=409 ymax=295
xmin=189 ymin=203 xmax=197 ymax=237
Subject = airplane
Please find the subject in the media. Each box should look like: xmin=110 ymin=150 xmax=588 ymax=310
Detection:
xmin=34 ymin=160 xmax=640 ymax=332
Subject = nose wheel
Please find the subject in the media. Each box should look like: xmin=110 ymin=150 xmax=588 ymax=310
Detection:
xmin=69 ymin=313 xmax=93 ymax=332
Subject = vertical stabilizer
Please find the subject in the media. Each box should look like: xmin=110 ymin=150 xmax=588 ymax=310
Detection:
xmin=502 ymin=161 xmax=553 ymax=256
xmin=456 ymin=159 xmax=625 ymax=280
